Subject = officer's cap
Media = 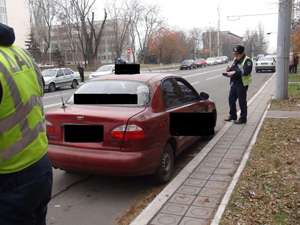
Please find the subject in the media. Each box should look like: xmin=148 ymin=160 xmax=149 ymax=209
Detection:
xmin=233 ymin=45 xmax=245 ymax=54
xmin=0 ymin=23 xmax=15 ymax=46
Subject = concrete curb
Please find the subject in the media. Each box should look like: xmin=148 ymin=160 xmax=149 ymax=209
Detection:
xmin=210 ymin=102 xmax=271 ymax=225
xmin=129 ymin=74 xmax=276 ymax=225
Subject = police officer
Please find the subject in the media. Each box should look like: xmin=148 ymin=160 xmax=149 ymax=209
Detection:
xmin=0 ymin=23 xmax=52 ymax=225
xmin=223 ymin=45 xmax=253 ymax=124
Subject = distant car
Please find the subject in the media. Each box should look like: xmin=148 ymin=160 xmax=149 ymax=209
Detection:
xmin=206 ymin=57 xmax=217 ymax=65
xmin=42 ymin=68 xmax=80 ymax=92
xmin=46 ymin=73 xmax=217 ymax=183
xmin=216 ymin=57 xmax=224 ymax=64
xmin=221 ymin=56 xmax=229 ymax=63
xmin=89 ymin=64 xmax=115 ymax=79
xmin=180 ymin=59 xmax=196 ymax=70
xmin=255 ymin=57 xmax=276 ymax=73
xmin=194 ymin=59 xmax=207 ymax=68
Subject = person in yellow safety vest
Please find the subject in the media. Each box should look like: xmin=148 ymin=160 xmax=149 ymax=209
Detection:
xmin=222 ymin=45 xmax=253 ymax=124
xmin=0 ymin=23 xmax=52 ymax=225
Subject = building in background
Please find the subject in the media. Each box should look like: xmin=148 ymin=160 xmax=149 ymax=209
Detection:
xmin=1 ymin=0 xmax=30 ymax=48
xmin=51 ymin=20 xmax=131 ymax=65
xmin=202 ymin=31 xmax=243 ymax=57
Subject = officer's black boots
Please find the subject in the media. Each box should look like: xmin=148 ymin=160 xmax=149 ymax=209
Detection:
xmin=234 ymin=118 xmax=247 ymax=124
xmin=224 ymin=116 xmax=237 ymax=122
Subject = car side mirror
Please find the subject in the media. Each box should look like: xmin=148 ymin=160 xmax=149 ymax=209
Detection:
xmin=199 ymin=92 xmax=209 ymax=100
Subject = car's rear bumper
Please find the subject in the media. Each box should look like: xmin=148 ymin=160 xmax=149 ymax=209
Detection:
xmin=48 ymin=144 xmax=161 ymax=176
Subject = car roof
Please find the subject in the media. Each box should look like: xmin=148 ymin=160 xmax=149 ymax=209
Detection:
xmin=91 ymin=73 xmax=180 ymax=84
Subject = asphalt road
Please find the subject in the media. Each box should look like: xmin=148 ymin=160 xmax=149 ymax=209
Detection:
xmin=45 ymin=65 xmax=272 ymax=225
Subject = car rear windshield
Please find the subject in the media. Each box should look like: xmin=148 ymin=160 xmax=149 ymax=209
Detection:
xmin=68 ymin=80 xmax=150 ymax=106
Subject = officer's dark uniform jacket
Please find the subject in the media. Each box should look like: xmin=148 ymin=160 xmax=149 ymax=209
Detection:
xmin=228 ymin=55 xmax=253 ymax=86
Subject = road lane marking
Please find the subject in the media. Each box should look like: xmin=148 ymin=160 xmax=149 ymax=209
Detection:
xmin=206 ymin=74 xmax=222 ymax=81
xmin=184 ymin=67 xmax=224 ymax=78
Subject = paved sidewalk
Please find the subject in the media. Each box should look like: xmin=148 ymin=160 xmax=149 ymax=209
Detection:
xmin=130 ymin=75 xmax=276 ymax=225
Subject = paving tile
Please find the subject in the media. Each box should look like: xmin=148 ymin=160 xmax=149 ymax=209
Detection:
xmin=169 ymin=193 xmax=196 ymax=205
xmin=224 ymin=152 xmax=243 ymax=159
xmin=195 ymin=166 xmax=215 ymax=174
xmin=199 ymin=187 xmax=225 ymax=198
xmin=209 ymin=174 xmax=232 ymax=182
xmin=204 ymin=180 xmax=229 ymax=190
xmin=177 ymin=185 xmax=202 ymax=196
xmin=212 ymin=148 xmax=228 ymax=154
xmin=184 ymin=178 xmax=206 ymax=188
xmin=190 ymin=171 xmax=211 ymax=180
xmin=206 ymin=152 xmax=225 ymax=158
xmin=150 ymin=213 xmax=182 ymax=225
xmin=193 ymin=196 xmax=221 ymax=208
xmin=185 ymin=206 xmax=215 ymax=219
xmin=161 ymin=203 xmax=189 ymax=216
xmin=179 ymin=217 xmax=209 ymax=225
xmin=214 ymin=168 xmax=236 ymax=176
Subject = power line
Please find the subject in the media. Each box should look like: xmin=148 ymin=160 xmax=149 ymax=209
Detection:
xmin=227 ymin=12 xmax=278 ymax=21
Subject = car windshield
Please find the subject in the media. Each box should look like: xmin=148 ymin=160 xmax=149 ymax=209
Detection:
xmin=96 ymin=65 xmax=114 ymax=72
xmin=68 ymin=80 xmax=150 ymax=106
xmin=207 ymin=58 xmax=214 ymax=61
xmin=42 ymin=69 xmax=57 ymax=77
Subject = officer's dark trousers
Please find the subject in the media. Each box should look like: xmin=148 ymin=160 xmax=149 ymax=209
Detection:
xmin=229 ymin=82 xmax=248 ymax=121
xmin=0 ymin=154 xmax=53 ymax=225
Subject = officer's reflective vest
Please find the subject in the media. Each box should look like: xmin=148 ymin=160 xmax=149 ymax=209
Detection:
xmin=0 ymin=45 xmax=47 ymax=174
xmin=238 ymin=56 xmax=252 ymax=87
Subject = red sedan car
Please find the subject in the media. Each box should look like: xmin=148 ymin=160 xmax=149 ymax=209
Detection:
xmin=194 ymin=59 xmax=208 ymax=68
xmin=46 ymin=73 xmax=217 ymax=183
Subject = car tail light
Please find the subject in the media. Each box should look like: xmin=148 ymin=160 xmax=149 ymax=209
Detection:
xmin=207 ymin=102 xmax=215 ymax=112
xmin=111 ymin=124 xmax=145 ymax=141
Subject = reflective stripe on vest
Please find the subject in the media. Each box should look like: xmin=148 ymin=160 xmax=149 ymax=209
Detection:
xmin=238 ymin=56 xmax=252 ymax=87
xmin=0 ymin=46 xmax=46 ymax=162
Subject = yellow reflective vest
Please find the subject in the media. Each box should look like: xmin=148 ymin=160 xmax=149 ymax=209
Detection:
xmin=0 ymin=45 xmax=48 ymax=174
xmin=239 ymin=56 xmax=252 ymax=87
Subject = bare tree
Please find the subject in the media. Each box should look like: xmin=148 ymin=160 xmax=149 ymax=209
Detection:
xmin=68 ymin=0 xmax=107 ymax=66
xmin=28 ymin=0 xmax=57 ymax=63
xmin=107 ymin=0 xmax=138 ymax=60
xmin=134 ymin=4 xmax=163 ymax=63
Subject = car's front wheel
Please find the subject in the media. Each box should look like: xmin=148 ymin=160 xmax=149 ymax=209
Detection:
xmin=153 ymin=143 xmax=174 ymax=184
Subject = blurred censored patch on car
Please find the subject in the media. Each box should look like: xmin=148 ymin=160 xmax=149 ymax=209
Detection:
xmin=74 ymin=94 xmax=138 ymax=104
xmin=170 ymin=112 xmax=216 ymax=136
xmin=115 ymin=64 xmax=140 ymax=74
xmin=64 ymin=125 xmax=104 ymax=142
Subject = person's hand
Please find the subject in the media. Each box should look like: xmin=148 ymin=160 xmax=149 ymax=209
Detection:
xmin=227 ymin=71 xmax=236 ymax=77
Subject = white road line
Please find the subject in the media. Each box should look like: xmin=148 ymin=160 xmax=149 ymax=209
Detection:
xmin=206 ymin=74 xmax=221 ymax=81
xmin=184 ymin=68 xmax=224 ymax=78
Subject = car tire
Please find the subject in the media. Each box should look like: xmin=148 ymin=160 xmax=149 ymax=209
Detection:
xmin=153 ymin=143 xmax=174 ymax=184
xmin=48 ymin=83 xmax=56 ymax=92
xmin=71 ymin=80 xmax=78 ymax=89
xmin=256 ymin=69 xmax=259 ymax=73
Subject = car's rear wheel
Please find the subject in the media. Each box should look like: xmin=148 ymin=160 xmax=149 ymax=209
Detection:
xmin=49 ymin=83 xmax=56 ymax=92
xmin=153 ymin=143 xmax=174 ymax=184
xmin=71 ymin=80 xmax=78 ymax=89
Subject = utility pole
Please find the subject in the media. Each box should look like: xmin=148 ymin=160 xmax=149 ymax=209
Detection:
xmin=209 ymin=28 xmax=212 ymax=57
xmin=276 ymin=0 xmax=293 ymax=100
xmin=217 ymin=7 xmax=221 ymax=56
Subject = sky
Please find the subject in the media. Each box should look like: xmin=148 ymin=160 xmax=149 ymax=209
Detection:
xmin=99 ymin=0 xmax=280 ymax=53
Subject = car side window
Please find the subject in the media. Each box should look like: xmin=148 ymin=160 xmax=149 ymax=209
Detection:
xmin=175 ymin=79 xmax=200 ymax=104
xmin=162 ymin=79 xmax=184 ymax=109
xmin=64 ymin=68 xmax=73 ymax=75
xmin=57 ymin=69 xmax=64 ymax=77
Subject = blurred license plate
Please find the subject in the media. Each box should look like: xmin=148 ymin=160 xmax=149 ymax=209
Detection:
xmin=64 ymin=125 xmax=103 ymax=143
